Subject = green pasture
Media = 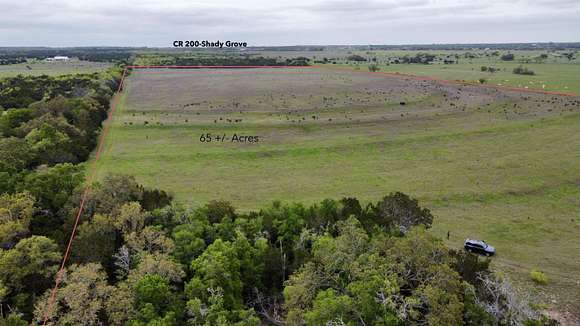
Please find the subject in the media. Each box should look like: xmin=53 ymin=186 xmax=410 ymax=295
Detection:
xmin=324 ymin=50 xmax=580 ymax=95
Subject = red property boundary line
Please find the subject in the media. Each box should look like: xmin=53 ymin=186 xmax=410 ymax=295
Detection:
xmin=126 ymin=64 xmax=577 ymax=97
xmin=126 ymin=65 xmax=315 ymax=69
xmin=41 ymin=63 xmax=577 ymax=324
xmin=41 ymin=67 xmax=128 ymax=325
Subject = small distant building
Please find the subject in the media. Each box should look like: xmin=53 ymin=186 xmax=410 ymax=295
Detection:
xmin=45 ymin=56 xmax=70 ymax=62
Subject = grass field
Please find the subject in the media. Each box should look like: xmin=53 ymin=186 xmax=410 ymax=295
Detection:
xmin=94 ymin=68 xmax=580 ymax=317
xmin=321 ymin=50 xmax=580 ymax=95
xmin=0 ymin=59 xmax=112 ymax=77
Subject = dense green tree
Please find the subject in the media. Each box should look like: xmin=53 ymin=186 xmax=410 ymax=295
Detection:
xmin=303 ymin=289 xmax=356 ymax=325
xmin=24 ymin=122 xmax=74 ymax=165
xmin=385 ymin=227 xmax=450 ymax=287
xmin=187 ymin=288 xmax=260 ymax=326
xmin=130 ymin=274 xmax=183 ymax=325
xmin=34 ymin=263 xmax=113 ymax=326
xmin=449 ymin=249 xmax=491 ymax=286
xmin=260 ymin=202 xmax=306 ymax=251
xmin=462 ymin=285 xmax=496 ymax=326
xmin=383 ymin=228 xmax=466 ymax=324
xmin=187 ymin=239 xmax=244 ymax=309
xmin=105 ymin=282 xmax=136 ymax=325
xmin=0 ymin=313 xmax=28 ymax=326
xmin=0 ymin=192 xmax=35 ymax=249
xmin=115 ymin=202 xmax=148 ymax=236
xmin=203 ymin=200 xmax=236 ymax=224
xmin=284 ymin=218 xmax=400 ymax=325
xmin=0 ymin=236 xmax=60 ymax=316
xmin=125 ymin=226 xmax=175 ymax=255
xmin=373 ymin=192 xmax=434 ymax=232
xmin=338 ymin=197 xmax=362 ymax=220
xmin=186 ymin=232 xmax=265 ymax=308
xmin=172 ymin=223 xmax=208 ymax=268
xmin=62 ymin=174 xmax=144 ymax=227
xmin=126 ymin=253 xmax=185 ymax=286
xmin=19 ymin=163 xmax=84 ymax=212
xmin=29 ymin=97 xmax=105 ymax=151
xmin=0 ymin=137 xmax=35 ymax=173
xmin=141 ymin=188 xmax=173 ymax=212
xmin=70 ymin=214 xmax=119 ymax=269
xmin=0 ymin=109 xmax=34 ymax=137
xmin=92 ymin=175 xmax=144 ymax=214
xmin=415 ymin=264 xmax=464 ymax=325
xmin=305 ymin=199 xmax=341 ymax=232
xmin=233 ymin=233 xmax=268 ymax=297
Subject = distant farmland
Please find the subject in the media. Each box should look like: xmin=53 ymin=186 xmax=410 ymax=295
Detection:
xmin=0 ymin=59 xmax=111 ymax=77
xmin=95 ymin=68 xmax=580 ymax=313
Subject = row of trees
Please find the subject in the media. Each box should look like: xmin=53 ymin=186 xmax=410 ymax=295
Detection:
xmin=0 ymin=48 xmax=133 ymax=63
xmin=0 ymin=72 xmax=121 ymax=109
xmin=136 ymin=54 xmax=311 ymax=67
xmin=0 ymin=58 xmax=27 ymax=65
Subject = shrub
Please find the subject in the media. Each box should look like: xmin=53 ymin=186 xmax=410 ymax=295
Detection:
xmin=501 ymin=53 xmax=515 ymax=61
xmin=478 ymin=78 xmax=487 ymax=84
xmin=401 ymin=53 xmax=436 ymax=64
xmin=368 ymin=64 xmax=380 ymax=72
xmin=347 ymin=54 xmax=366 ymax=62
xmin=513 ymin=66 xmax=535 ymax=75
xmin=530 ymin=270 xmax=548 ymax=285
xmin=480 ymin=66 xmax=498 ymax=73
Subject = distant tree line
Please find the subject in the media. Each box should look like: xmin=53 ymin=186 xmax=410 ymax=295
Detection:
xmin=0 ymin=48 xmax=133 ymax=63
xmin=361 ymin=43 xmax=580 ymax=51
xmin=0 ymin=57 xmax=27 ymax=65
xmin=137 ymin=54 xmax=311 ymax=67
xmin=173 ymin=56 xmax=285 ymax=66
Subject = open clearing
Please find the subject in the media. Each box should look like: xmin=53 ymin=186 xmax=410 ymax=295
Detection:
xmin=95 ymin=68 xmax=580 ymax=314
xmin=333 ymin=60 xmax=580 ymax=95
xmin=244 ymin=49 xmax=580 ymax=95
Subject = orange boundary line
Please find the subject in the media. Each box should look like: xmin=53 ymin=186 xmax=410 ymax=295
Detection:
xmin=126 ymin=65 xmax=314 ymax=69
xmin=130 ymin=64 xmax=577 ymax=97
xmin=41 ymin=67 xmax=128 ymax=325
xmin=132 ymin=70 xmax=321 ymax=75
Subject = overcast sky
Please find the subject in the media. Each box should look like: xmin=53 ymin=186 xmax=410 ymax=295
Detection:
xmin=1 ymin=0 xmax=579 ymax=47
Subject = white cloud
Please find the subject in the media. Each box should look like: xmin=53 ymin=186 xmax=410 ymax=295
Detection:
xmin=0 ymin=0 xmax=578 ymax=46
